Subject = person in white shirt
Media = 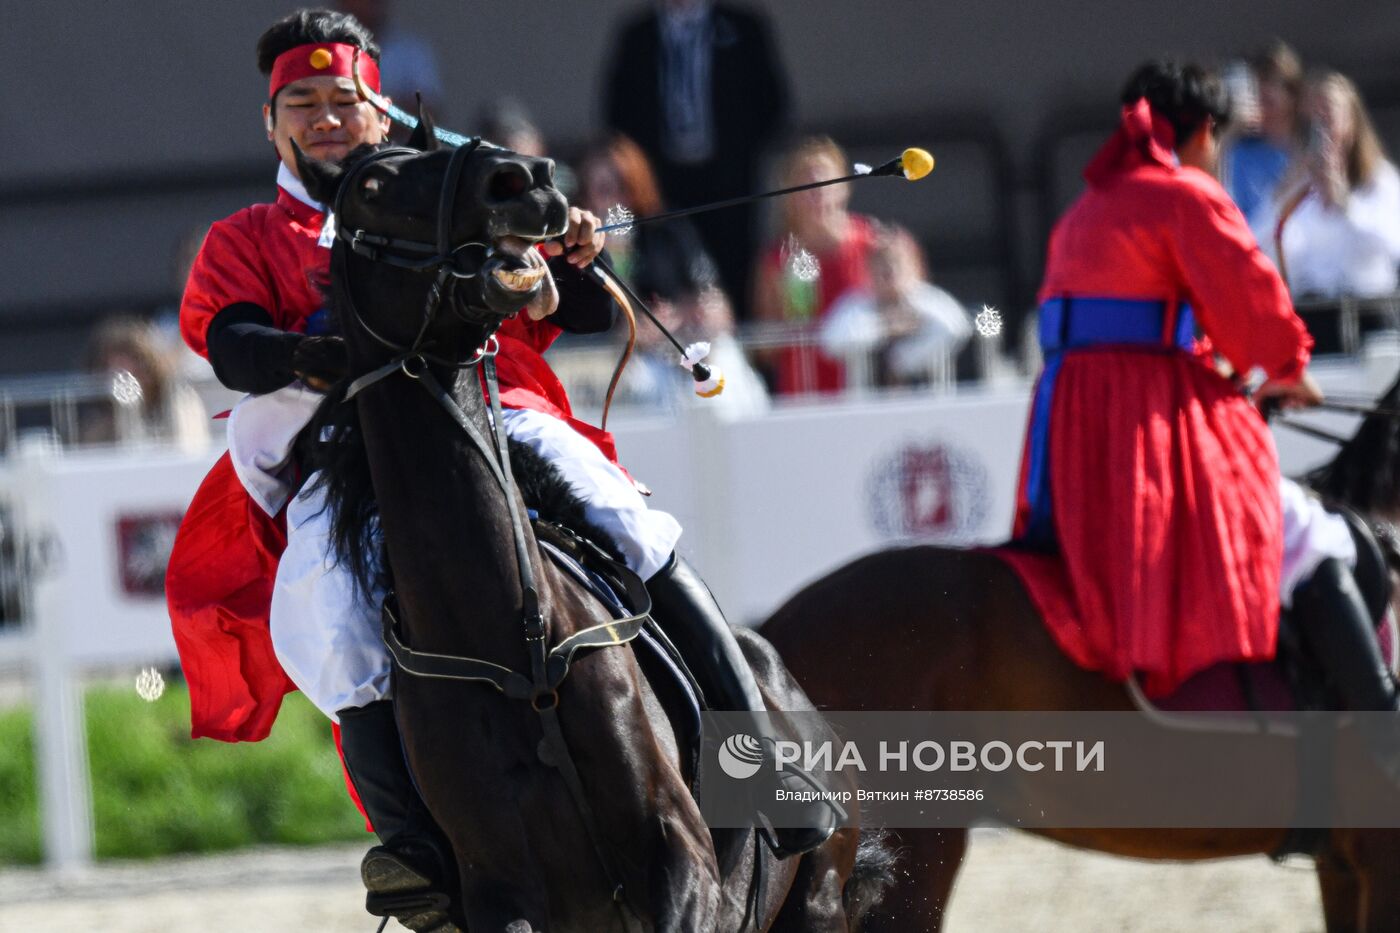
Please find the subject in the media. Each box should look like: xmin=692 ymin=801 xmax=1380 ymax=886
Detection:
xmin=819 ymin=224 xmax=973 ymax=388
xmin=1253 ymin=70 xmax=1400 ymax=298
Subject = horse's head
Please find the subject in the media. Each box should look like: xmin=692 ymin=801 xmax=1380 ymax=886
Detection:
xmin=296 ymin=126 xmax=569 ymax=357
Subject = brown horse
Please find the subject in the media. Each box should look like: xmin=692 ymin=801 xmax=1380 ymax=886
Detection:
xmin=763 ymin=382 xmax=1400 ymax=932
xmin=293 ymin=125 xmax=889 ymax=931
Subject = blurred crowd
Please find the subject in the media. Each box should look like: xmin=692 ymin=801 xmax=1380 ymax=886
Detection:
xmin=22 ymin=8 xmax=1400 ymax=451
xmin=1223 ymin=40 xmax=1400 ymax=300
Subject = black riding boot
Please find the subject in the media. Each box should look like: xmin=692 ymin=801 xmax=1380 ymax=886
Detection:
xmin=646 ymin=552 xmax=838 ymax=858
xmin=1290 ymin=558 xmax=1400 ymax=783
xmin=338 ymin=701 xmax=460 ymax=932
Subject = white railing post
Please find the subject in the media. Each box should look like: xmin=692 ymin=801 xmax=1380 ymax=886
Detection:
xmin=34 ymin=619 xmax=93 ymax=872
xmin=14 ymin=440 xmax=94 ymax=872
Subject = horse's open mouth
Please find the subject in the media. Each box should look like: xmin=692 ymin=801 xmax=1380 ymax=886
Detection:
xmin=491 ymin=264 xmax=547 ymax=293
xmin=487 ymin=234 xmax=550 ymax=294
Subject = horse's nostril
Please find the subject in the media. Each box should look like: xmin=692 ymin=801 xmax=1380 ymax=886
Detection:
xmin=488 ymin=166 xmax=530 ymax=201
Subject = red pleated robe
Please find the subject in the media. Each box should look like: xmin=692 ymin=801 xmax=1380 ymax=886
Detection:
xmin=996 ymin=105 xmax=1312 ymax=696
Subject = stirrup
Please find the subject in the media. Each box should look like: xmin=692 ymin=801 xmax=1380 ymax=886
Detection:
xmin=755 ymin=810 xmax=838 ymax=860
xmin=361 ymin=845 xmax=461 ymax=933
xmin=753 ymin=746 xmax=843 ymax=859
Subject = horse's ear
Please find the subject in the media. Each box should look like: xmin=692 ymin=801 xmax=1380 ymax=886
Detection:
xmin=407 ymin=95 xmax=440 ymax=152
xmin=292 ymin=141 xmax=345 ymax=203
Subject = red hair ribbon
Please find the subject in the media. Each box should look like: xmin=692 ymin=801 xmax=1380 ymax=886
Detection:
xmin=1083 ymin=98 xmax=1178 ymax=186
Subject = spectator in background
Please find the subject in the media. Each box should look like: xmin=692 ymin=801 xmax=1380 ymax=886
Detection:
xmin=1222 ymin=40 xmax=1304 ymax=226
xmin=576 ymin=134 xmax=768 ymax=418
xmin=80 ymin=315 xmax=210 ymax=450
xmin=819 ymin=224 xmax=973 ymax=389
xmin=337 ymin=0 xmax=443 ymax=131
xmin=152 ymin=225 xmax=217 ymax=383
xmin=604 ymin=0 xmax=790 ymax=323
xmin=1254 ymin=70 xmax=1400 ymax=298
xmin=478 ymin=97 xmax=577 ymax=199
xmin=577 ymin=134 xmax=718 ymax=310
xmin=752 ymin=136 xmax=877 ymax=396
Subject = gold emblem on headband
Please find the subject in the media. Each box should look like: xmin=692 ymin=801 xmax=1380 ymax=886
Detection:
xmin=309 ymin=48 xmax=333 ymax=70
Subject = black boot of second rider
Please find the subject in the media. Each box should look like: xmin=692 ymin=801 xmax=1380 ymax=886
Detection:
xmin=646 ymin=552 xmax=839 ymax=858
xmin=1291 ymin=558 xmax=1400 ymax=786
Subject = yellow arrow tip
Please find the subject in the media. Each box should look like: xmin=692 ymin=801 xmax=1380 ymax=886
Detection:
xmin=901 ymin=147 xmax=935 ymax=180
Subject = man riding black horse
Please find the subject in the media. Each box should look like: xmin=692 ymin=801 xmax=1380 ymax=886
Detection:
xmin=166 ymin=9 xmax=832 ymax=931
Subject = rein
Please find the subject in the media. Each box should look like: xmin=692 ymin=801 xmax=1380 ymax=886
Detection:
xmin=1270 ymin=400 xmax=1400 ymax=447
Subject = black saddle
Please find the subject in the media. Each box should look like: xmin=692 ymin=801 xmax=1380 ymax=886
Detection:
xmin=532 ymin=519 xmax=705 ymax=787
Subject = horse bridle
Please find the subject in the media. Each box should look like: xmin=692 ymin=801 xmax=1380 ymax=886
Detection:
xmin=336 ymin=145 xmax=650 ymax=928
xmin=333 ymin=140 xmax=513 ymax=362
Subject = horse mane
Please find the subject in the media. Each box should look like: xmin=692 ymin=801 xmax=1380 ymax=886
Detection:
xmin=1304 ymin=369 xmax=1400 ymax=514
xmin=299 ymin=384 xmax=382 ymax=599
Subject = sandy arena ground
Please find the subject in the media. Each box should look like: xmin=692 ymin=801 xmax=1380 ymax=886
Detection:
xmin=0 ymin=829 xmax=1325 ymax=932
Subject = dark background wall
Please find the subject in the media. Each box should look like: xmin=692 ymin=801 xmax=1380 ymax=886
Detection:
xmin=3 ymin=0 xmax=1397 ymax=373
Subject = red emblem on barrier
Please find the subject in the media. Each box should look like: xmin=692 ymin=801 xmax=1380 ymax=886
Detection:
xmin=866 ymin=441 xmax=989 ymax=541
xmin=115 ymin=512 xmax=184 ymax=598
xmin=898 ymin=446 xmax=954 ymax=533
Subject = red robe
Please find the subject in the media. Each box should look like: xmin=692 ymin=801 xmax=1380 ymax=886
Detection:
xmin=167 ymin=186 xmax=620 ymax=741
xmin=994 ymin=102 xmax=1313 ymax=697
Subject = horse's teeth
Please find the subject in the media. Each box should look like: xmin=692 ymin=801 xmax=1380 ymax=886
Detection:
xmin=492 ymin=265 xmax=546 ymax=291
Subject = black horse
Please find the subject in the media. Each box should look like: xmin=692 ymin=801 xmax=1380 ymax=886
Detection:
xmin=292 ymin=127 xmax=890 ymax=932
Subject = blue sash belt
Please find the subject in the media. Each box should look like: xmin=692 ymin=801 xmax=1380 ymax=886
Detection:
xmin=1038 ymin=297 xmax=1196 ymax=354
xmin=1021 ymin=297 xmax=1197 ymax=550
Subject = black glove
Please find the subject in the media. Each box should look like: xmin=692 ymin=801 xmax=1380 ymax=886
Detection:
xmin=292 ymin=335 xmax=349 ymax=387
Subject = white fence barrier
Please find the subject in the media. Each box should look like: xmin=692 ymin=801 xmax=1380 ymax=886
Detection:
xmin=2 ymin=338 xmax=1396 ymax=868
xmin=1 ymin=440 xmax=215 ymax=871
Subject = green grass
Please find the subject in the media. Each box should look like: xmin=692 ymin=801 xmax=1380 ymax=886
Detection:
xmin=0 ymin=682 xmax=369 ymax=864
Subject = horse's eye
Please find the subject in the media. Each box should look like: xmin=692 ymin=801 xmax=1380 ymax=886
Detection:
xmin=362 ymin=177 xmax=383 ymax=197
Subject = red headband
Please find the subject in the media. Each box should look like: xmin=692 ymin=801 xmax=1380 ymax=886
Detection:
xmin=268 ymin=42 xmax=380 ymax=101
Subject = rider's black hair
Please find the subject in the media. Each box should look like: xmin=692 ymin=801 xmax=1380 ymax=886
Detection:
xmin=1120 ymin=59 xmax=1231 ymax=144
xmin=256 ymin=9 xmax=380 ymax=94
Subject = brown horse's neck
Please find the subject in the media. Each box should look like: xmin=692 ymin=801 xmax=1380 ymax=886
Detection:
xmin=354 ymin=362 xmax=544 ymax=667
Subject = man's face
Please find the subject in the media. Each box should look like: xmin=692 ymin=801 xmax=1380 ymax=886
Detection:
xmin=263 ymin=75 xmax=390 ymax=175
